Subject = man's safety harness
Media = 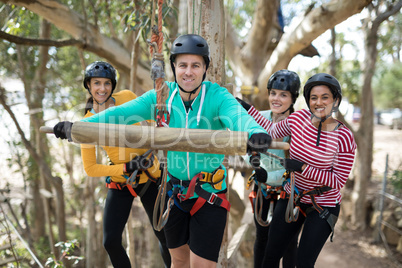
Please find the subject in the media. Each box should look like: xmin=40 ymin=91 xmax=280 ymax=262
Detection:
xmin=106 ymin=149 xmax=159 ymax=198
xmin=153 ymin=167 xmax=231 ymax=230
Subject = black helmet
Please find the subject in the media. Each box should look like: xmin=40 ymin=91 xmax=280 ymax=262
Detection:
xmin=303 ymin=73 xmax=342 ymax=109
xmin=170 ymin=34 xmax=210 ymax=75
xmin=267 ymin=70 xmax=300 ymax=103
xmin=83 ymin=61 xmax=117 ymax=91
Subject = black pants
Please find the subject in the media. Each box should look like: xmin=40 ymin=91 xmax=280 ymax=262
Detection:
xmin=253 ymin=196 xmax=298 ymax=268
xmin=103 ymin=182 xmax=171 ymax=268
xmin=262 ymin=198 xmax=340 ymax=268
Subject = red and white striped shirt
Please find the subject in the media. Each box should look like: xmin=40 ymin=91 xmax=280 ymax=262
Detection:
xmin=249 ymin=107 xmax=356 ymax=207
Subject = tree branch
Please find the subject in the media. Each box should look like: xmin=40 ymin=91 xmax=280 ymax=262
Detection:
xmin=373 ymin=0 xmax=402 ymax=29
xmin=1 ymin=0 xmax=153 ymax=91
xmin=257 ymin=0 xmax=373 ymax=90
xmin=0 ymin=30 xmax=82 ymax=47
xmin=0 ymin=86 xmax=60 ymax=186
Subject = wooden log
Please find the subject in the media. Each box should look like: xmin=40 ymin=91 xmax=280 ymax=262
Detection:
xmin=40 ymin=121 xmax=289 ymax=154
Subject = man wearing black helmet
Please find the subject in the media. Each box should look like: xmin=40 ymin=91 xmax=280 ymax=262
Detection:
xmin=238 ymin=73 xmax=356 ymax=268
xmin=53 ymin=35 xmax=272 ymax=267
xmin=53 ymin=61 xmax=171 ymax=268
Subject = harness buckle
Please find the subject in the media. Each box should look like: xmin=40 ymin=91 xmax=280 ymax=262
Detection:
xmin=246 ymin=174 xmax=254 ymax=190
xmin=200 ymin=168 xmax=224 ymax=190
xmin=201 ymin=171 xmax=213 ymax=183
xmin=207 ymin=193 xmax=218 ymax=205
xmin=319 ymin=208 xmax=330 ymax=220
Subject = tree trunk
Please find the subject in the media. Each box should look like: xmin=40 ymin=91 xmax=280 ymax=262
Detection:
xmin=351 ymin=0 xmax=402 ymax=230
xmin=189 ymin=0 xmax=226 ymax=84
xmin=351 ymin=16 xmax=376 ymax=229
xmin=85 ymin=175 xmax=101 ymax=268
xmin=189 ymin=1 xmax=228 ymax=266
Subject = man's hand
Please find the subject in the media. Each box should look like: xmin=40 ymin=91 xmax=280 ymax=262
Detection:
xmin=236 ymin=97 xmax=251 ymax=111
xmin=53 ymin=121 xmax=73 ymax=141
xmin=247 ymin=133 xmax=272 ymax=154
xmin=280 ymin=159 xmax=305 ymax=172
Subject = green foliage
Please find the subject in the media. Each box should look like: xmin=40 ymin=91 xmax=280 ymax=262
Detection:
xmin=373 ymin=63 xmax=402 ymax=109
xmin=378 ymin=12 xmax=402 ymax=62
xmin=35 ymin=236 xmax=52 ymax=263
xmin=336 ymin=60 xmax=362 ymax=105
xmin=225 ymin=0 xmax=257 ymax=36
xmin=389 ymin=167 xmax=402 ymax=195
xmin=45 ymin=239 xmax=84 ymax=267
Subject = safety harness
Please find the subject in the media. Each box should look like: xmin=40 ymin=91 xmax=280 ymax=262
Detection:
xmin=258 ymin=150 xmax=338 ymax=241
xmin=247 ymin=151 xmax=289 ymax=227
xmin=166 ymin=167 xmax=230 ymax=215
xmin=247 ymin=177 xmax=282 ymax=227
xmin=105 ymin=149 xmax=159 ymax=198
xmin=280 ymin=176 xmax=338 ymax=241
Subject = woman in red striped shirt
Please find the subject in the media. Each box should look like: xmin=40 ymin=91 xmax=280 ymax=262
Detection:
xmin=239 ymin=73 xmax=356 ymax=268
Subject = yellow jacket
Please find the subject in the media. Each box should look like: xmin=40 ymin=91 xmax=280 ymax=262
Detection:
xmin=80 ymin=90 xmax=161 ymax=184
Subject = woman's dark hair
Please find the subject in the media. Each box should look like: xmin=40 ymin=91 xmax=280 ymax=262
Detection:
xmin=289 ymin=106 xmax=295 ymax=114
xmin=85 ymin=96 xmax=94 ymax=115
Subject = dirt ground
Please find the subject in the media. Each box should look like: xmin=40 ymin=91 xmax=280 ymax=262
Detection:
xmin=315 ymin=124 xmax=402 ymax=268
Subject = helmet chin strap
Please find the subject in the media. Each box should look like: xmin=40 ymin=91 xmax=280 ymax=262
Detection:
xmin=175 ymin=72 xmax=206 ymax=111
xmin=90 ymin=92 xmax=113 ymax=106
xmin=280 ymin=104 xmax=293 ymax=114
xmin=310 ymin=102 xmax=336 ymax=146
xmin=177 ymin=82 xmax=202 ymax=111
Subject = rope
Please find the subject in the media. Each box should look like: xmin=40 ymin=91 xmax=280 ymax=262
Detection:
xmin=148 ymin=0 xmax=172 ymax=231
xmin=254 ymin=184 xmax=274 ymax=227
xmin=149 ymin=0 xmax=167 ymax=125
xmin=285 ymin=172 xmax=300 ymax=223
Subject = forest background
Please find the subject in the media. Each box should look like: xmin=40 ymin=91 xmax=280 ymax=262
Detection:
xmin=0 ymin=0 xmax=401 ymax=267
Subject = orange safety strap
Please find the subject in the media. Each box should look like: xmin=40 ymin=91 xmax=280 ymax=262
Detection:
xmin=249 ymin=190 xmax=257 ymax=213
xmin=106 ymin=182 xmax=138 ymax=198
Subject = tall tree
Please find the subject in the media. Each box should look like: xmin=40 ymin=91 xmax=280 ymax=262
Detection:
xmin=351 ymin=0 xmax=402 ymax=230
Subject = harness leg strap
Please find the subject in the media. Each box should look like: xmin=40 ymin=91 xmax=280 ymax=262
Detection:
xmin=190 ymin=192 xmax=230 ymax=216
xmin=319 ymin=209 xmax=338 ymax=242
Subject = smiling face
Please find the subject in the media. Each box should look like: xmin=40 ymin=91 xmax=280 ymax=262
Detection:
xmin=309 ymin=85 xmax=337 ymax=119
xmin=88 ymin=77 xmax=113 ymax=104
xmin=174 ymin=54 xmax=206 ymax=98
xmin=268 ymin=89 xmax=293 ymax=115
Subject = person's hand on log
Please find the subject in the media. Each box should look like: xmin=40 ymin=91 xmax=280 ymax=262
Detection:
xmin=249 ymin=153 xmax=268 ymax=183
xmin=247 ymin=133 xmax=271 ymax=154
xmin=53 ymin=121 xmax=73 ymax=142
xmin=236 ymin=97 xmax=252 ymax=111
xmin=124 ymin=154 xmax=154 ymax=174
xmin=280 ymin=158 xmax=306 ymax=173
